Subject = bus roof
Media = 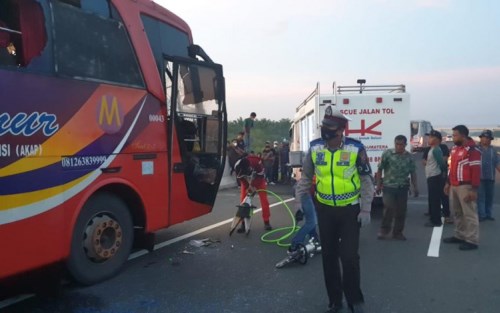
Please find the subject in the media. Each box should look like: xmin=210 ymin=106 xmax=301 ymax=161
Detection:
xmin=128 ymin=0 xmax=192 ymax=40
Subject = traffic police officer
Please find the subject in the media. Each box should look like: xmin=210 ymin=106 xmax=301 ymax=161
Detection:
xmin=295 ymin=106 xmax=374 ymax=313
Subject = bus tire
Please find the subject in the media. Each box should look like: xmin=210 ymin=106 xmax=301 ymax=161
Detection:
xmin=67 ymin=192 xmax=133 ymax=285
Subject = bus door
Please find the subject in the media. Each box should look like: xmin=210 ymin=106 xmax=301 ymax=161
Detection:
xmin=164 ymin=57 xmax=227 ymax=209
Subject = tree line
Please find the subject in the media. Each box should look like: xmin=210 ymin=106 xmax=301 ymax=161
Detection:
xmin=228 ymin=117 xmax=292 ymax=152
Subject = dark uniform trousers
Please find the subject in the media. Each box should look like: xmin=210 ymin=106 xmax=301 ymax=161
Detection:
xmin=315 ymin=201 xmax=364 ymax=307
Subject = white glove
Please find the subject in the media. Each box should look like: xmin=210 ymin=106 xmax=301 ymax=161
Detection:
xmin=358 ymin=174 xmax=374 ymax=227
xmin=357 ymin=210 xmax=371 ymax=227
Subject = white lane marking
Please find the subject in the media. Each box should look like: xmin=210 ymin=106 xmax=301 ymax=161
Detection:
xmin=0 ymin=294 xmax=35 ymax=310
xmin=427 ymin=218 xmax=444 ymax=258
xmin=130 ymin=197 xmax=295 ymax=259
xmin=0 ymin=197 xmax=294 ymax=310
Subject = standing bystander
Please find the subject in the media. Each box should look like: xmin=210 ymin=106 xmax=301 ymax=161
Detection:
xmin=376 ymin=135 xmax=418 ymax=241
xmin=423 ymin=130 xmax=447 ymax=227
xmin=423 ymin=136 xmax=452 ymax=223
xmin=228 ymin=132 xmax=247 ymax=186
xmin=295 ymin=106 xmax=374 ymax=313
xmin=243 ymin=112 xmax=256 ymax=152
xmin=443 ymin=125 xmax=481 ymax=250
xmin=280 ymin=141 xmax=290 ymax=183
xmin=477 ymin=129 xmax=500 ymax=221
xmin=234 ymin=132 xmax=246 ymax=155
xmin=272 ymin=141 xmax=280 ymax=183
xmin=261 ymin=142 xmax=275 ymax=185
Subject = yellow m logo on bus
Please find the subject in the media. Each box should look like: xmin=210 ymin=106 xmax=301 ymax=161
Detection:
xmin=98 ymin=95 xmax=124 ymax=134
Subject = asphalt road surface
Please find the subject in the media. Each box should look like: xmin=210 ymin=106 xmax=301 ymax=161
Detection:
xmin=2 ymin=151 xmax=500 ymax=313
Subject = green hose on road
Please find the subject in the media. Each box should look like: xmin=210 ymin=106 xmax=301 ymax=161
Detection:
xmin=256 ymin=189 xmax=300 ymax=248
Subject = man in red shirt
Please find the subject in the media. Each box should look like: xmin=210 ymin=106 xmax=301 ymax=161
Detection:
xmin=443 ymin=125 xmax=481 ymax=250
xmin=234 ymin=155 xmax=272 ymax=230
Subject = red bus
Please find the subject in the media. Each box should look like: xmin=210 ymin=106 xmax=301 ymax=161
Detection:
xmin=0 ymin=0 xmax=227 ymax=287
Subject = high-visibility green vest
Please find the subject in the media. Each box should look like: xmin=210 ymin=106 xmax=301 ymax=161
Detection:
xmin=311 ymin=142 xmax=361 ymax=206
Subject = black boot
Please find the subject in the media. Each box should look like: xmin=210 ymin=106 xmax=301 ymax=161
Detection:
xmin=350 ymin=303 xmax=365 ymax=313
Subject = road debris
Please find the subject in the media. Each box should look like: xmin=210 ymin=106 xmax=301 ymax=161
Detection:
xmin=188 ymin=238 xmax=221 ymax=248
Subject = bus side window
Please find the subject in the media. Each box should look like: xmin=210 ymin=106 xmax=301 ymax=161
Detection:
xmin=80 ymin=0 xmax=109 ymax=16
xmin=0 ymin=0 xmax=51 ymax=71
xmin=52 ymin=0 xmax=144 ymax=86
xmin=18 ymin=0 xmax=47 ymax=66
xmin=0 ymin=20 xmax=16 ymax=66
xmin=59 ymin=0 xmax=109 ymax=16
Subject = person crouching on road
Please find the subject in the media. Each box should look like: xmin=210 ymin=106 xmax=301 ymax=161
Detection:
xmin=234 ymin=155 xmax=273 ymax=231
xmin=376 ymin=135 xmax=418 ymax=241
xmin=443 ymin=125 xmax=481 ymax=250
xmin=295 ymin=106 xmax=374 ymax=313
xmin=287 ymin=176 xmax=320 ymax=259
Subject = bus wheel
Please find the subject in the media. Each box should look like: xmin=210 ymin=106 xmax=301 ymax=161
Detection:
xmin=67 ymin=193 xmax=133 ymax=285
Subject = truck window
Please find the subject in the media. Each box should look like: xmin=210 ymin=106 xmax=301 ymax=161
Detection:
xmin=411 ymin=122 xmax=419 ymax=136
xmin=427 ymin=122 xmax=433 ymax=133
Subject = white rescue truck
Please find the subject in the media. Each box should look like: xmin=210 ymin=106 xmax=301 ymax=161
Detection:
xmin=289 ymin=80 xmax=411 ymax=187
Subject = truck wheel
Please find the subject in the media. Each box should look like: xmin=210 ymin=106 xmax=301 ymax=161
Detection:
xmin=67 ymin=193 xmax=133 ymax=285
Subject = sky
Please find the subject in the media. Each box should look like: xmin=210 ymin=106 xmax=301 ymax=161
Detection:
xmin=158 ymin=0 xmax=500 ymax=127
